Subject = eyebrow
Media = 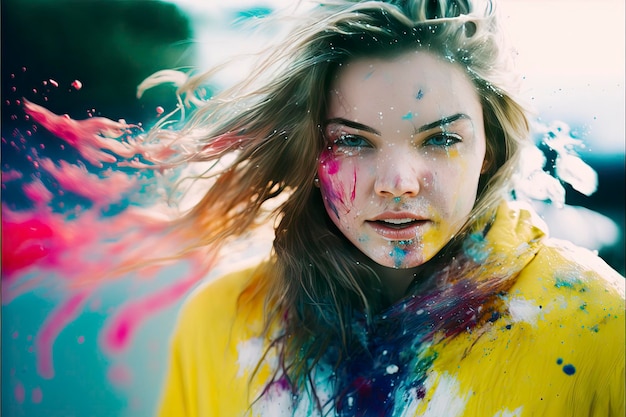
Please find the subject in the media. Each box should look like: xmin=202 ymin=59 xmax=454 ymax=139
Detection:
xmin=416 ymin=113 xmax=470 ymax=133
xmin=324 ymin=118 xmax=381 ymax=135
xmin=324 ymin=113 xmax=470 ymax=136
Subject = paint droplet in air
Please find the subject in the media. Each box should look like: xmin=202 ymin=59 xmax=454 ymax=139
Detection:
xmin=107 ymin=364 xmax=132 ymax=386
xmin=49 ymin=79 xmax=59 ymax=88
xmin=14 ymin=381 xmax=25 ymax=404
xmin=385 ymin=364 xmax=399 ymax=375
xmin=156 ymin=106 xmax=164 ymax=115
xmin=71 ymin=80 xmax=82 ymax=90
xmin=31 ymin=387 xmax=43 ymax=404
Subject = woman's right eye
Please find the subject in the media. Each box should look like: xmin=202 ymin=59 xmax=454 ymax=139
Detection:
xmin=333 ymin=134 xmax=371 ymax=148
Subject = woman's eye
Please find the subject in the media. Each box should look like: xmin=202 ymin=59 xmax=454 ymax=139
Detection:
xmin=424 ymin=133 xmax=462 ymax=148
xmin=334 ymin=134 xmax=370 ymax=148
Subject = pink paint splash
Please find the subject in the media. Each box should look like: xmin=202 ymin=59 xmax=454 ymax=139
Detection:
xmin=23 ymin=99 xmax=137 ymax=167
xmin=2 ymin=91 xmax=227 ymax=388
xmin=201 ymin=131 xmax=245 ymax=157
xmin=36 ymin=291 xmax=90 ymax=379
xmin=107 ymin=364 xmax=132 ymax=387
xmin=22 ymin=100 xmax=199 ymax=169
xmin=14 ymin=381 xmax=25 ymax=404
xmin=2 ymin=212 xmax=56 ymax=280
xmin=1 ymin=205 xmax=108 ymax=293
xmin=2 ymin=169 xmax=23 ymax=182
xmin=31 ymin=387 xmax=43 ymax=404
xmin=22 ymin=180 xmax=54 ymax=205
xmin=39 ymin=158 xmax=137 ymax=206
xmin=102 ymin=254 xmax=217 ymax=353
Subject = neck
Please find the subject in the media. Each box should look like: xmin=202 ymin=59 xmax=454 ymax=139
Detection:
xmin=378 ymin=266 xmax=438 ymax=302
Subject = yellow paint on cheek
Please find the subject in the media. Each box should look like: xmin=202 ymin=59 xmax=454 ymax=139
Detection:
xmin=445 ymin=147 xmax=460 ymax=159
xmin=420 ymin=226 xmax=447 ymax=258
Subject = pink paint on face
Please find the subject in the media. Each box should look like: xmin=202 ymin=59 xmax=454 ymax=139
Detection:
xmin=318 ymin=51 xmax=487 ymax=270
xmin=318 ymin=148 xmax=360 ymax=219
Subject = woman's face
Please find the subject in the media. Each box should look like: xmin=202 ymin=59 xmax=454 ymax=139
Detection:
xmin=318 ymin=50 xmax=487 ymax=269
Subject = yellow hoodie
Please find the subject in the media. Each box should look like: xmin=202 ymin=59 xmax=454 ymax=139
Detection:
xmin=158 ymin=203 xmax=625 ymax=416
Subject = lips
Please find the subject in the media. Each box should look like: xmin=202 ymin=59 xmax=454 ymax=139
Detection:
xmin=366 ymin=212 xmax=430 ymax=241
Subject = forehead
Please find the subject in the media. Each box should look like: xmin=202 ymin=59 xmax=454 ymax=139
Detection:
xmin=327 ymin=50 xmax=481 ymax=122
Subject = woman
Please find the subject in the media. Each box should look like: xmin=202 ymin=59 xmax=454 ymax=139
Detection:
xmin=156 ymin=0 xmax=625 ymax=415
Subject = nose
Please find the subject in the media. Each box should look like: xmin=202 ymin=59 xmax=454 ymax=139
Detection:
xmin=374 ymin=149 xmax=423 ymax=198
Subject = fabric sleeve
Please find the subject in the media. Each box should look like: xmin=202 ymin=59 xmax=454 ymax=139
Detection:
xmin=157 ymin=330 xmax=195 ymax=417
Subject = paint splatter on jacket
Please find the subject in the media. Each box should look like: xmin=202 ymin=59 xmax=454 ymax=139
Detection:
xmin=158 ymin=202 xmax=625 ymax=416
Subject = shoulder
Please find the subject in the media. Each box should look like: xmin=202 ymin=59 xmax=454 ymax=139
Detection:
xmin=505 ymin=237 xmax=624 ymax=381
xmin=158 ymin=262 xmax=275 ymax=416
xmin=431 ymin=239 xmax=624 ymax=415
xmin=512 ymin=237 xmax=624 ymax=307
xmin=172 ymin=261 xmax=273 ymax=342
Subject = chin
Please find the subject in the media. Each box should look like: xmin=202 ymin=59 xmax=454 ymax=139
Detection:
xmin=370 ymin=247 xmax=428 ymax=270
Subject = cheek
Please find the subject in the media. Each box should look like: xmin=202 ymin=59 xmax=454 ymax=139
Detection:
xmin=428 ymin=156 xmax=482 ymax=224
xmin=317 ymin=150 xmax=359 ymax=218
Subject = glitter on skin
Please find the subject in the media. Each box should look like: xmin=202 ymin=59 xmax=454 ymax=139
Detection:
xmin=318 ymin=51 xmax=487 ymax=271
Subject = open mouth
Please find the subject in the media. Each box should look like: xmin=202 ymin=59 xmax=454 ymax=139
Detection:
xmin=372 ymin=218 xmax=421 ymax=229
xmin=366 ymin=218 xmax=429 ymax=240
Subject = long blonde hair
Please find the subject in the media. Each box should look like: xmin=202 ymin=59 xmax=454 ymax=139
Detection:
xmin=147 ymin=0 xmax=531 ymax=394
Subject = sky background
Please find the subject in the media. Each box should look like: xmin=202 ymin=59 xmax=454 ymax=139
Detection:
xmin=170 ymin=0 xmax=625 ymax=156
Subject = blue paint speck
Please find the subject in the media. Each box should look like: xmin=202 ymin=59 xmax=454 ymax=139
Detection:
xmin=416 ymin=89 xmax=424 ymax=100
xmin=562 ymin=364 xmax=576 ymax=375
xmin=401 ymin=112 xmax=413 ymax=120
xmin=556 ymin=358 xmax=563 ymax=365
xmin=390 ymin=246 xmax=407 ymax=268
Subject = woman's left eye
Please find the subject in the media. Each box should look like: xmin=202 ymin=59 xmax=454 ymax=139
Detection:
xmin=424 ymin=133 xmax=462 ymax=147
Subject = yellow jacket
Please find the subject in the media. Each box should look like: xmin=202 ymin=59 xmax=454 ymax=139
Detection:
xmin=158 ymin=203 xmax=625 ymax=416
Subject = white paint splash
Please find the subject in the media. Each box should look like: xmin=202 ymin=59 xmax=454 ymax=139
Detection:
xmin=493 ymin=406 xmax=524 ymax=417
xmin=508 ymin=297 xmax=542 ymax=326
xmin=236 ymin=337 xmax=265 ymax=378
